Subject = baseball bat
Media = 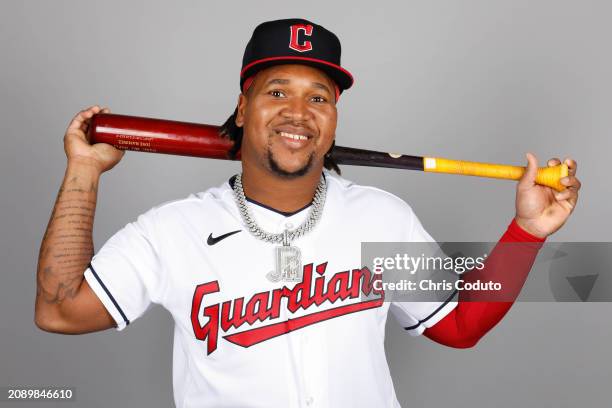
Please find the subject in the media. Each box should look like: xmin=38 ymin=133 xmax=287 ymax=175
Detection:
xmin=88 ymin=113 xmax=568 ymax=191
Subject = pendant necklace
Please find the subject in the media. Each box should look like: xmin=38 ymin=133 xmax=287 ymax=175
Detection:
xmin=232 ymin=173 xmax=327 ymax=282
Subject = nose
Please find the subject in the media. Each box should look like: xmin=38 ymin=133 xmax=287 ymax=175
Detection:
xmin=280 ymin=97 xmax=313 ymax=122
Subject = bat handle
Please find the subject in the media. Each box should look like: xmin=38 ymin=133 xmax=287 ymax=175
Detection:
xmin=423 ymin=158 xmax=569 ymax=191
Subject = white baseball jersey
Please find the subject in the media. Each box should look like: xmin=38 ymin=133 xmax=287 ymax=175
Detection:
xmin=84 ymin=169 xmax=457 ymax=408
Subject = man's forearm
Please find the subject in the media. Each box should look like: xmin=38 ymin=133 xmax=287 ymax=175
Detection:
xmin=35 ymin=160 xmax=100 ymax=321
xmin=423 ymin=219 xmax=545 ymax=348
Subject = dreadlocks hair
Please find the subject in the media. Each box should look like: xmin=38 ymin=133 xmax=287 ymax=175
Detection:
xmin=219 ymin=107 xmax=341 ymax=174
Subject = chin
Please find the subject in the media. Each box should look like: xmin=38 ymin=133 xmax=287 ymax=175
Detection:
xmin=268 ymin=152 xmax=315 ymax=179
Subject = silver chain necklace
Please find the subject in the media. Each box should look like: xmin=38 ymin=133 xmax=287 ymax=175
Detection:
xmin=232 ymin=173 xmax=327 ymax=282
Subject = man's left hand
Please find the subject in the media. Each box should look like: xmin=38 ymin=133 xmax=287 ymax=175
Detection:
xmin=514 ymin=153 xmax=581 ymax=239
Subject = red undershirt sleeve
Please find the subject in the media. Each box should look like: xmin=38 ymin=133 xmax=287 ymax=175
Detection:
xmin=423 ymin=219 xmax=546 ymax=348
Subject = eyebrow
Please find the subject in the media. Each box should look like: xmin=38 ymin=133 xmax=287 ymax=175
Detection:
xmin=264 ymin=78 xmax=332 ymax=94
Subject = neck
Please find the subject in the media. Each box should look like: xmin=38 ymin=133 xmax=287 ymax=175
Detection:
xmin=240 ymin=163 xmax=323 ymax=213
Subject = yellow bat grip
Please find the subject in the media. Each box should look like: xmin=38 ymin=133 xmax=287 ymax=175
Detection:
xmin=423 ymin=157 xmax=568 ymax=191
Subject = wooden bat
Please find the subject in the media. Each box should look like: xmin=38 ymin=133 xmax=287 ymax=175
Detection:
xmin=88 ymin=113 xmax=568 ymax=191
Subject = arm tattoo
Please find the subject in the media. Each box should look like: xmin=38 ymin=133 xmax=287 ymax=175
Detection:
xmin=37 ymin=172 xmax=99 ymax=305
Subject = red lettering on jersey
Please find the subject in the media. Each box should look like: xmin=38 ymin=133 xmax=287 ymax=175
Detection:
xmin=220 ymin=297 xmax=246 ymax=331
xmin=289 ymin=24 xmax=313 ymax=52
xmin=190 ymin=281 xmax=220 ymax=355
xmin=225 ymin=297 xmax=383 ymax=348
xmin=190 ymin=262 xmax=385 ymax=355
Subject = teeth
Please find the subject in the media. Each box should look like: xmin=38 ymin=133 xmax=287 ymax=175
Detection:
xmin=279 ymin=131 xmax=308 ymax=141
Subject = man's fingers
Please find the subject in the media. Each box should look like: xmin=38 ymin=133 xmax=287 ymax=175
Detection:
xmin=547 ymin=158 xmax=561 ymax=167
xmin=518 ymin=152 xmax=538 ymax=190
xmin=67 ymin=105 xmax=101 ymax=130
xmin=564 ymin=157 xmax=577 ymax=176
xmin=561 ymin=175 xmax=581 ymax=191
xmin=554 ymin=189 xmax=572 ymax=201
xmin=555 ymin=175 xmax=580 ymax=210
xmin=554 ymin=188 xmax=579 ymax=210
xmin=67 ymin=114 xmax=85 ymax=130
xmin=82 ymin=106 xmax=101 ymax=118
xmin=567 ymin=189 xmax=579 ymax=209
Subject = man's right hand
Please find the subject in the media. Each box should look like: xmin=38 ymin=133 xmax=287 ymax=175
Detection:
xmin=35 ymin=105 xmax=122 ymax=334
xmin=64 ymin=105 xmax=124 ymax=173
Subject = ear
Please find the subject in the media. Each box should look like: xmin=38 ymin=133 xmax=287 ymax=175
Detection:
xmin=235 ymin=94 xmax=247 ymax=127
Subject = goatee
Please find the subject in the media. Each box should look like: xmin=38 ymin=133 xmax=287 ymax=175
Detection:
xmin=267 ymin=149 xmax=315 ymax=179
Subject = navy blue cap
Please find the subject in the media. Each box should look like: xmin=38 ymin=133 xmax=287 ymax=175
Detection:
xmin=240 ymin=18 xmax=354 ymax=93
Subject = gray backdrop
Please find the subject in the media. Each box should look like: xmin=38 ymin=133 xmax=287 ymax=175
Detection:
xmin=1 ymin=0 xmax=610 ymax=407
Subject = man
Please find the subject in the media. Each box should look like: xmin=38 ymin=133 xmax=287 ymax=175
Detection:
xmin=35 ymin=19 xmax=580 ymax=407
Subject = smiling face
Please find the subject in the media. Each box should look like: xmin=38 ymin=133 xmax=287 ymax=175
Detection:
xmin=235 ymin=64 xmax=338 ymax=179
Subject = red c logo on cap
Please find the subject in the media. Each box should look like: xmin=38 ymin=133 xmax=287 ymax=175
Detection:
xmin=289 ymin=24 xmax=313 ymax=52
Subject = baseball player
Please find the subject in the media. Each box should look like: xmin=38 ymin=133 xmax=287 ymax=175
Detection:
xmin=35 ymin=19 xmax=581 ymax=407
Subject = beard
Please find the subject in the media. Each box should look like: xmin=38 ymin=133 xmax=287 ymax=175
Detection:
xmin=267 ymin=148 xmax=315 ymax=179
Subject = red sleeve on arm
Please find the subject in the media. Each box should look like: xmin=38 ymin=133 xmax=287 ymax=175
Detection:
xmin=423 ymin=219 xmax=545 ymax=348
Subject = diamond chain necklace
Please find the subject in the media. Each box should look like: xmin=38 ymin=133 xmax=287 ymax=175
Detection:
xmin=232 ymin=173 xmax=327 ymax=282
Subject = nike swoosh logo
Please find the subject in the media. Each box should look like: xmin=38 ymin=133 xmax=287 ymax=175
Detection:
xmin=207 ymin=230 xmax=241 ymax=246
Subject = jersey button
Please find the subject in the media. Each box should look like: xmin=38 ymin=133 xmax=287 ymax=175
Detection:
xmin=306 ymin=397 xmax=314 ymax=406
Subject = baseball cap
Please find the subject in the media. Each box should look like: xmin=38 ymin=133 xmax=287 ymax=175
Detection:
xmin=240 ymin=18 xmax=354 ymax=96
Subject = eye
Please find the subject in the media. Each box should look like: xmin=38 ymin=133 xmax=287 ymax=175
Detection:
xmin=269 ymin=90 xmax=285 ymax=98
xmin=311 ymin=95 xmax=327 ymax=103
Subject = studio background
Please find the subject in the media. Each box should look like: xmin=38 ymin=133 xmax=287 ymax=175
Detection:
xmin=1 ymin=1 xmax=610 ymax=407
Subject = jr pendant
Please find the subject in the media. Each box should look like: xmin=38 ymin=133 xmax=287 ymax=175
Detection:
xmin=267 ymin=244 xmax=302 ymax=283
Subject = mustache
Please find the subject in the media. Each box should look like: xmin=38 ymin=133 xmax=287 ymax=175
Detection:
xmin=274 ymin=120 xmax=316 ymax=133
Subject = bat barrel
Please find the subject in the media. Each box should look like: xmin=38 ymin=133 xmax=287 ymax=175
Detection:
xmin=88 ymin=113 xmax=235 ymax=160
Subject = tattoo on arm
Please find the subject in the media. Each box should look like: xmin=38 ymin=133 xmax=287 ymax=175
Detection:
xmin=37 ymin=267 xmax=82 ymax=304
xmin=37 ymin=173 xmax=99 ymax=305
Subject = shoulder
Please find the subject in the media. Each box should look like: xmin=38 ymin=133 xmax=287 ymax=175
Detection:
xmin=133 ymin=179 xmax=235 ymax=226
xmin=323 ymin=170 xmax=430 ymax=242
xmin=324 ymin=170 xmax=417 ymax=219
